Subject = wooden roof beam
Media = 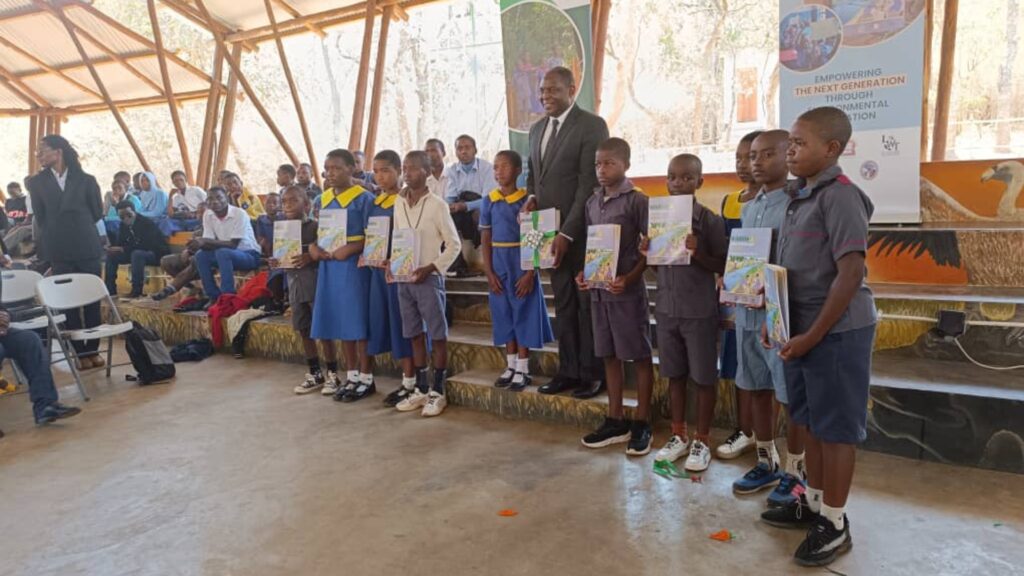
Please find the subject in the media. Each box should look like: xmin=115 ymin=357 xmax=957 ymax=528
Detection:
xmin=14 ymin=51 xmax=156 ymax=78
xmin=0 ymin=88 xmax=214 ymax=117
xmin=232 ymin=0 xmax=435 ymax=44
xmin=0 ymin=62 xmax=50 ymax=107
xmin=273 ymin=0 xmax=326 ymax=38
xmin=0 ymin=34 xmax=101 ymax=99
xmin=157 ymin=0 xmax=258 ymax=52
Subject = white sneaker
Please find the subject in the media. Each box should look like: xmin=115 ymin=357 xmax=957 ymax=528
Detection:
xmin=321 ymin=371 xmax=341 ymax=396
xmin=396 ymin=389 xmax=429 ymax=412
xmin=655 ymin=434 xmax=691 ymax=463
xmin=715 ymin=429 xmax=755 ymax=459
xmin=294 ymin=373 xmax=324 ymax=394
xmin=684 ymin=439 xmax=712 ymax=472
xmin=421 ymin=391 xmax=447 ymax=417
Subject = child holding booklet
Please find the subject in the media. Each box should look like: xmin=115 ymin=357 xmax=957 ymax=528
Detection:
xmin=576 ymin=137 xmax=654 ymax=456
xmin=309 ymin=149 xmax=376 ymax=401
xmin=760 ymin=107 xmax=876 ymax=568
xmin=269 ymin=186 xmax=341 ymax=395
xmin=645 ymin=154 xmax=728 ymax=472
xmin=363 ymin=150 xmax=418 ymax=406
xmin=391 ymin=151 xmax=461 ymax=417
xmin=480 ymin=150 xmax=554 ymax=390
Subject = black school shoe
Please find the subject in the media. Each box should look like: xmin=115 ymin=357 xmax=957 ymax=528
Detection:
xmin=625 ymin=420 xmax=652 ymax=456
xmin=581 ymin=417 xmax=631 ymax=449
xmin=760 ymin=496 xmax=819 ymax=529
xmin=34 ymin=402 xmax=82 ymax=425
xmin=384 ymin=385 xmax=414 ymax=407
xmin=494 ymin=368 xmax=515 ymax=388
xmin=341 ymin=380 xmax=377 ymax=403
xmin=508 ymin=372 xmax=531 ymax=392
xmin=333 ymin=380 xmax=358 ymax=402
xmin=794 ymin=515 xmax=853 ymax=567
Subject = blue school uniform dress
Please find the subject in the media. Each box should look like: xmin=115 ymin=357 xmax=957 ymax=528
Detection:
xmin=311 ymin=185 xmax=373 ymax=341
xmin=366 ymin=191 xmax=413 ymax=360
xmin=480 ymin=188 xmax=554 ymax=349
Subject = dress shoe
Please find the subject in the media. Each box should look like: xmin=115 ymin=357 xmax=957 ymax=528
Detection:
xmin=90 ymin=355 xmax=106 ymax=368
xmin=538 ymin=376 xmax=579 ymax=395
xmin=35 ymin=402 xmax=82 ymax=425
xmin=76 ymin=358 xmax=94 ymax=371
xmin=572 ymin=379 xmax=606 ymax=400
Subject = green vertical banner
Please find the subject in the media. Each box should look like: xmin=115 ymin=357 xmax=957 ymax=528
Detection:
xmin=500 ymin=0 xmax=595 ymax=160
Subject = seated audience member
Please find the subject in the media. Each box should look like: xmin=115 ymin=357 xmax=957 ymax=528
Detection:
xmin=0 ymin=305 xmax=81 ymax=438
xmin=191 ymin=187 xmax=262 ymax=300
xmin=351 ymin=150 xmax=377 ymax=192
xmin=222 ymin=172 xmax=266 ymax=220
xmin=168 ymin=170 xmax=207 ymax=219
xmin=104 ymin=201 xmax=170 ymax=298
xmin=297 ymin=162 xmax=322 ymax=201
xmin=255 ymin=192 xmax=283 ymax=257
xmin=424 ymin=139 xmax=448 ymax=198
xmin=151 ymin=203 xmax=207 ymax=301
xmin=130 ymin=172 xmax=144 ymax=195
xmin=3 ymin=182 xmax=33 ymax=254
xmin=104 ymin=171 xmax=132 ymax=216
xmin=104 ymin=179 xmax=141 ymax=221
xmin=137 ymin=171 xmax=169 ymax=219
xmin=277 ymin=164 xmax=296 ymax=194
xmin=443 ymin=134 xmax=496 ymax=276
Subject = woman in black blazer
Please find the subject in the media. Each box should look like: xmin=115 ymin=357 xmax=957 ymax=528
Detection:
xmin=26 ymin=135 xmax=106 ymax=369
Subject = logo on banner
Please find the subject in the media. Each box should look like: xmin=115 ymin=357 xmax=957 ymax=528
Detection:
xmin=881 ymin=134 xmax=900 ymax=156
xmin=860 ymin=161 xmax=880 ymax=181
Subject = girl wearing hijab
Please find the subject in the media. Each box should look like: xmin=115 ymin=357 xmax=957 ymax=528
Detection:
xmin=137 ymin=171 xmax=169 ymax=219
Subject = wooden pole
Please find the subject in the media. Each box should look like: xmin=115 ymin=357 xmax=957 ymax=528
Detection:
xmin=53 ymin=5 xmax=151 ymax=172
xmin=264 ymin=0 xmax=321 ymax=187
xmin=931 ymin=0 xmax=958 ymax=162
xmin=364 ymin=5 xmax=393 ymax=158
xmin=197 ymin=44 xmax=224 ymax=188
xmin=273 ymin=0 xmax=326 ymax=37
xmin=195 ymin=0 xmax=300 ymax=166
xmin=53 ymin=114 xmax=62 ymax=136
xmin=921 ymin=0 xmax=934 ymax=159
xmin=591 ymin=0 xmax=610 ymax=113
xmin=349 ymin=2 xmax=377 ymax=150
xmin=215 ymin=44 xmax=243 ymax=177
xmin=28 ymin=114 xmax=38 ymax=174
xmin=148 ymin=0 xmax=193 ymax=182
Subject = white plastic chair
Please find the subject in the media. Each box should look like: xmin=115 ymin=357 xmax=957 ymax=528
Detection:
xmin=1 ymin=270 xmax=75 ymax=395
xmin=35 ymin=273 xmax=134 ymax=399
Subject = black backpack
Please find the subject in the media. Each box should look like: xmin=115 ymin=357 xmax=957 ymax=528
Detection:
xmin=124 ymin=321 xmax=176 ymax=385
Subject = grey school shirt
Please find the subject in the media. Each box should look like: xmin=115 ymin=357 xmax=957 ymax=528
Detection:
xmin=777 ymin=165 xmax=877 ymax=336
xmin=585 ymin=178 xmax=649 ymax=303
xmin=654 ymin=200 xmax=727 ymax=319
xmin=734 ymin=184 xmax=790 ymax=330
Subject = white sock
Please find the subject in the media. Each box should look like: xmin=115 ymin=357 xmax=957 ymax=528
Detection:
xmin=401 ymin=375 xmax=416 ymax=389
xmin=346 ymin=370 xmax=358 ymax=383
xmin=515 ymin=357 xmax=529 ymax=374
xmin=786 ymin=452 xmax=806 ymax=479
xmin=756 ymin=440 xmax=780 ymax=470
xmin=506 ymin=354 xmax=516 ymax=370
xmin=358 ymin=372 xmax=373 ymax=385
xmin=820 ymin=503 xmax=845 ymax=531
xmin=806 ymin=486 xmax=823 ymax=513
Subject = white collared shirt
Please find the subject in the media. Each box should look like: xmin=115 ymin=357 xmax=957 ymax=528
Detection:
xmin=171 ymin=185 xmax=208 ymax=212
xmin=426 ymin=171 xmax=448 ymax=199
xmin=395 ymin=187 xmax=461 ymax=274
xmin=51 ymin=167 xmax=68 ymax=191
xmin=202 ymin=205 xmax=260 ymax=253
xmin=540 ymin=104 xmax=573 ymax=161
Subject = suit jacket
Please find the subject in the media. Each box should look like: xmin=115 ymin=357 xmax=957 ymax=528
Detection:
xmin=26 ymin=167 xmax=103 ymax=263
xmin=527 ymin=104 xmax=609 ymax=244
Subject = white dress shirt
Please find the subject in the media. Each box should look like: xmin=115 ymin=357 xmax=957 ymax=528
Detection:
xmin=51 ymin=167 xmax=68 ymax=191
xmin=539 ymin=104 xmax=573 ymax=163
xmin=394 ymin=188 xmax=461 ymax=274
xmin=203 ymin=205 xmax=260 ymax=253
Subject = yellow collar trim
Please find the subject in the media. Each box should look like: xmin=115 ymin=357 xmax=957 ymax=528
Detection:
xmin=488 ymin=187 xmax=528 ymax=204
xmin=374 ymin=192 xmax=397 ymax=209
xmin=321 ymin=185 xmax=363 ymax=208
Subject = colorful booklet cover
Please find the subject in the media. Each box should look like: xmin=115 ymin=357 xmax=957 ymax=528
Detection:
xmin=520 ymin=208 xmax=560 ymax=270
xmin=317 ymin=209 xmax=347 ymax=251
xmin=764 ymin=263 xmax=790 ymax=346
xmin=647 ymin=195 xmax=693 ymax=266
xmin=584 ymin=224 xmax=621 ymax=290
xmin=362 ymin=215 xmax=391 ymax=267
xmin=272 ymin=220 xmax=302 ymax=269
xmin=720 ymin=227 xmax=773 ymax=306
xmin=389 ymin=228 xmax=420 ymax=282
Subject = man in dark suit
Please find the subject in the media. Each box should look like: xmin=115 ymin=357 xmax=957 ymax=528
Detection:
xmin=104 ymin=201 xmax=170 ymax=299
xmin=524 ymin=66 xmax=609 ymax=399
xmin=26 ymin=135 xmax=106 ymax=370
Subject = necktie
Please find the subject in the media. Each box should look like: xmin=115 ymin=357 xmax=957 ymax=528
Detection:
xmin=542 ymin=118 xmax=559 ymax=165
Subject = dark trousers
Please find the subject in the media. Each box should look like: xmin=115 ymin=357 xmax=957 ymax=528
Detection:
xmin=550 ymin=242 xmax=603 ymax=381
xmin=51 ymin=258 xmax=102 ymax=358
xmin=0 ymin=327 xmax=59 ymax=419
xmin=104 ymin=249 xmax=158 ymax=296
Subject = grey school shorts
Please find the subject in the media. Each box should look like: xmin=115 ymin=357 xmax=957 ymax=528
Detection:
xmin=398 ymin=274 xmax=447 ymax=341
xmin=736 ymin=328 xmax=788 ymax=404
xmin=784 ymin=324 xmax=875 ymax=444
xmin=592 ymin=296 xmax=652 ymax=361
xmin=655 ymin=315 xmax=719 ymax=385
xmin=291 ymin=301 xmax=313 ymax=337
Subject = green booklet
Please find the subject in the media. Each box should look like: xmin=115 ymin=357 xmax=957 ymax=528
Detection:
xmin=317 ymin=209 xmax=348 ymax=251
xmin=519 ymin=208 xmax=559 ymax=270
xmin=362 ymin=215 xmax=391 ymax=267
xmin=272 ymin=220 xmax=301 ymax=269
xmin=764 ymin=263 xmax=790 ymax=346
xmin=389 ymin=228 xmax=420 ymax=282
xmin=720 ymin=228 xmax=772 ymax=306
xmin=584 ymin=224 xmax=621 ymax=290
xmin=647 ymin=195 xmax=692 ymax=266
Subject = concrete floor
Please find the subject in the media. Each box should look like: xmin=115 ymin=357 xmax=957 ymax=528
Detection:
xmin=1 ymin=354 xmax=1022 ymax=576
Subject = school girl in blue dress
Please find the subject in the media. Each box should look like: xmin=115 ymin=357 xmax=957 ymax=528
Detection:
xmin=480 ymin=150 xmax=554 ymax=391
xmin=362 ymin=150 xmax=419 ymax=407
xmin=310 ymin=149 xmax=376 ymax=402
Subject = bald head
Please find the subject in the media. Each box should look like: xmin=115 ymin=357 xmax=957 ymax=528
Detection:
xmin=750 ymin=129 xmax=790 ymax=188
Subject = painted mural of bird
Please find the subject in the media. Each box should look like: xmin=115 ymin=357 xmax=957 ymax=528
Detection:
xmin=920 ymin=160 xmax=1024 ymax=222
xmin=981 ymin=160 xmax=1024 ymax=220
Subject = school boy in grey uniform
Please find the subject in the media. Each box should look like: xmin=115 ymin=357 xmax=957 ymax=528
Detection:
xmin=392 ymin=151 xmax=461 ymax=418
xmin=760 ymin=107 xmax=876 ymax=569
